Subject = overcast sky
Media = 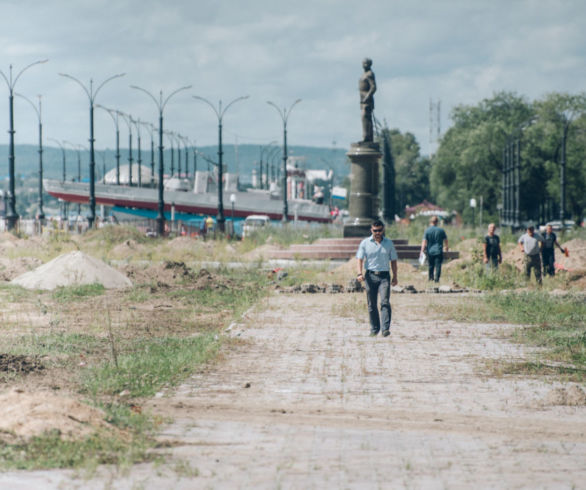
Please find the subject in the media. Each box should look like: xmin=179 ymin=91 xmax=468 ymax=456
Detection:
xmin=1 ymin=0 xmax=585 ymax=157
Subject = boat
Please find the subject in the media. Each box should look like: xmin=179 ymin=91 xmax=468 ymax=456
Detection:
xmin=43 ymin=165 xmax=332 ymax=223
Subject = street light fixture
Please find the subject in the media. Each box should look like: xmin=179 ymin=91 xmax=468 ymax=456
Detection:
xmin=96 ymin=105 xmax=121 ymax=185
xmin=59 ymin=71 xmax=125 ymax=228
xmin=117 ymin=111 xmax=134 ymax=186
xmin=131 ymin=84 xmax=192 ymax=236
xmin=266 ymin=99 xmax=302 ymax=222
xmin=64 ymin=141 xmax=86 ymax=216
xmin=192 ymin=94 xmax=249 ymax=232
xmin=132 ymin=117 xmax=143 ymax=187
xmin=0 ymin=59 xmax=48 ymax=229
xmin=48 ymin=138 xmax=67 ymax=183
xmin=141 ymin=121 xmax=156 ymax=186
xmin=16 ymin=93 xmax=45 ymax=220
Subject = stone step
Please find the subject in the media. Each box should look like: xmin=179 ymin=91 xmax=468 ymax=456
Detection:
xmin=314 ymin=238 xmax=409 ymax=246
xmin=268 ymin=249 xmax=459 ymax=261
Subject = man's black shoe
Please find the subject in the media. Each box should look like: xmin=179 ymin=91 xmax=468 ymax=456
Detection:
xmin=382 ymin=330 xmax=390 ymax=337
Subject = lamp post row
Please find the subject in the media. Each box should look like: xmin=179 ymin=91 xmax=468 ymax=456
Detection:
xmin=2 ymin=61 xmax=301 ymax=232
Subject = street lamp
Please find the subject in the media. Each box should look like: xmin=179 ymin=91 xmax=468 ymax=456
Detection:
xmin=64 ymin=140 xmax=84 ymax=216
xmin=0 ymin=59 xmax=48 ymax=229
xmin=141 ymin=121 xmax=156 ymax=186
xmin=259 ymin=141 xmax=277 ymax=190
xmin=16 ymin=93 xmax=45 ymax=220
xmin=96 ymin=105 xmax=121 ymax=185
xmin=117 ymin=111 xmax=134 ymax=186
xmin=131 ymin=84 xmax=192 ymax=236
xmin=132 ymin=117 xmax=143 ymax=187
xmin=48 ymin=138 xmax=67 ymax=183
xmin=192 ymin=94 xmax=249 ymax=232
xmin=164 ymin=130 xmax=176 ymax=176
xmin=59 ymin=71 xmax=125 ymax=228
xmin=266 ymin=99 xmax=302 ymax=222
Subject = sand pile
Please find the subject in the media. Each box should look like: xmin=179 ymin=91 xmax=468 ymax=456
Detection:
xmin=11 ymin=251 xmax=132 ymax=290
xmin=557 ymin=238 xmax=586 ymax=272
xmin=0 ymin=390 xmax=116 ymax=443
xmin=453 ymin=238 xmax=481 ymax=261
xmin=243 ymin=244 xmax=284 ymax=260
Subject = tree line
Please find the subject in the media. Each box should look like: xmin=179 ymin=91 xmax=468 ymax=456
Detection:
xmin=378 ymin=91 xmax=586 ymax=224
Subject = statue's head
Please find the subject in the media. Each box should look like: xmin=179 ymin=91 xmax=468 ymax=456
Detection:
xmin=362 ymin=58 xmax=373 ymax=69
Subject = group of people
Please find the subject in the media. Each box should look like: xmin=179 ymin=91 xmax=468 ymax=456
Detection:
xmin=355 ymin=217 xmax=568 ymax=338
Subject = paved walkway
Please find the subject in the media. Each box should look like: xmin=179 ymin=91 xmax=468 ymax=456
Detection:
xmin=2 ymin=293 xmax=585 ymax=489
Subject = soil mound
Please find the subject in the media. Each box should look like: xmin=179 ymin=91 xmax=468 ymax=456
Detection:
xmin=0 ymin=354 xmax=44 ymax=375
xmin=0 ymin=256 xmax=43 ymax=281
xmin=0 ymin=390 xmax=116 ymax=443
xmin=192 ymin=268 xmax=234 ymax=290
xmin=122 ymin=261 xmax=195 ymax=288
xmin=453 ymin=238 xmax=481 ymax=261
xmin=544 ymin=385 xmax=586 ymax=406
xmin=243 ymin=244 xmax=284 ymax=260
xmin=10 ymin=251 xmax=132 ymax=290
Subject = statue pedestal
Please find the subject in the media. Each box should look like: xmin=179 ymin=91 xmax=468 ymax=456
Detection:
xmin=343 ymin=142 xmax=381 ymax=238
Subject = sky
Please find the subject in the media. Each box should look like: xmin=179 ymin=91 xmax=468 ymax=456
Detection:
xmin=1 ymin=0 xmax=585 ymax=158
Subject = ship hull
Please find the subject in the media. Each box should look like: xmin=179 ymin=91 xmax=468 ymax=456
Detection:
xmin=44 ymin=180 xmax=331 ymax=223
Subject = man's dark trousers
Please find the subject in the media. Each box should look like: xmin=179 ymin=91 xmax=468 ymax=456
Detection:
xmin=542 ymin=249 xmax=555 ymax=276
xmin=364 ymin=271 xmax=391 ymax=334
xmin=428 ymin=253 xmax=443 ymax=282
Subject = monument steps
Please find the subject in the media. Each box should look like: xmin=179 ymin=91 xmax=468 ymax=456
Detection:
xmin=266 ymin=237 xmax=459 ymax=261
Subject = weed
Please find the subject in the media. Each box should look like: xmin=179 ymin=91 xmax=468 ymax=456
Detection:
xmin=81 ymin=334 xmax=221 ymax=398
xmin=52 ymin=283 xmax=106 ymax=302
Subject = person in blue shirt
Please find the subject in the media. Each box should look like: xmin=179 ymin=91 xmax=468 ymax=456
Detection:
xmin=356 ymin=219 xmax=398 ymax=337
xmin=420 ymin=215 xmax=449 ymax=283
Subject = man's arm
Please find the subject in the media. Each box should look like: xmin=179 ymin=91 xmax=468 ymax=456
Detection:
xmin=391 ymin=260 xmax=398 ymax=286
xmin=444 ymin=238 xmax=449 ymax=252
xmin=357 ymin=258 xmax=364 ymax=281
xmin=420 ymin=238 xmax=427 ymax=255
xmin=483 ymin=241 xmax=488 ymax=263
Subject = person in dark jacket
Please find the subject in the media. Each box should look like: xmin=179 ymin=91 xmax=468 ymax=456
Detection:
xmin=420 ymin=216 xmax=449 ymax=283
xmin=483 ymin=223 xmax=502 ymax=272
xmin=541 ymin=224 xmax=565 ymax=276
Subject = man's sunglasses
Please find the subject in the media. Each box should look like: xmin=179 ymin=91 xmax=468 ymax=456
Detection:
xmin=372 ymin=228 xmax=384 ymax=233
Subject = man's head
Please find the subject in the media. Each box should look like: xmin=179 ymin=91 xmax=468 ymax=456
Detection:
xmin=371 ymin=219 xmax=384 ymax=238
xmin=488 ymin=223 xmax=496 ymax=235
xmin=546 ymin=224 xmax=553 ymax=234
xmin=430 ymin=216 xmax=439 ymax=226
xmin=362 ymin=58 xmax=372 ymax=70
xmin=527 ymin=225 xmax=535 ymax=236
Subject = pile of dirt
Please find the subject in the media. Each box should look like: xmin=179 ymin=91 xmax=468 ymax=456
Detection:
xmin=452 ymin=238 xmax=481 ymax=261
xmin=122 ymin=261 xmax=195 ymax=287
xmin=10 ymin=251 xmax=132 ymax=290
xmin=110 ymin=239 xmax=146 ymax=259
xmin=0 ymin=256 xmax=43 ymax=281
xmin=0 ymin=354 xmax=44 ymax=375
xmin=544 ymin=385 xmax=586 ymax=406
xmin=243 ymin=244 xmax=284 ymax=260
xmin=0 ymin=390 xmax=117 ymax=443
xmin=192 ymin=268 xmax=235 ymax=290
xmin=557 ymin=238 xmax=586 ymax=272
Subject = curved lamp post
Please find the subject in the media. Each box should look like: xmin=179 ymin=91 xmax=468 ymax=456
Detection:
xmin=266 ymin=99 xmax=301 ymax=222
xmin=59 ymin=71 xmax=125 ymax=228
xmin=48 ymin=138 xmax=67 ymax=183
xmin=132 ymin=117 xmax=143 ymax=187
xmin=64 ymin=141 xmax=86 ymax=216
xmin=131 ymin=84 xmax=192 ymax=236
xmin=192 ymin=95 xmax=249 ymax=232
xmin=164 ymin=130 xmax=176 ymax=176
xmin=259 ymin=140 xmax=278 ymax=190
xmin=16 ymin=93 xmax=45 ymax=220
xmin=117 ymin=111 xmax=134 ymax=186
xmin=95 ymin=105 xmax=121 ymax=185
xmin=0 ymin=59 xmax=48 ymax=229
xmin=141 ymin=122 xmax=156 ymax=186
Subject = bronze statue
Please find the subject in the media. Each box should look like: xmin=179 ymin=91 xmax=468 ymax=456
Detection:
xmin=359 ymin=58 xmax=376 ymax=143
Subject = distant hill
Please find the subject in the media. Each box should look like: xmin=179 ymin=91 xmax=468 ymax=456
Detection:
xmin=0 ymin=144 xmax=350 ymax=186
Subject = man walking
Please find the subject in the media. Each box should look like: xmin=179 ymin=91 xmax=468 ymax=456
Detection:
xmin=541 ymin=224 xmax=565 ymax=277
xmin=420 ymin=216 xmax=449 ymax=283
xmin=483 ymin=223 xmax=502 ymax=272
xmin=518 ymin=225 xmax=544 ymax=284
xmin=356 ymin=220 xmax=398 ymax=337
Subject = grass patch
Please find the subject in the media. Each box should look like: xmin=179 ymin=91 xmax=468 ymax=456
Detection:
xmin=0 ymin=428 xmax=152 ymax=471
xmin=52 ymin=283 xmax=106 ymax=302
xmin=490 ymin=360 xmax=586 ymax=382
xmin=81 ymin=334 xmax=221 ymax=398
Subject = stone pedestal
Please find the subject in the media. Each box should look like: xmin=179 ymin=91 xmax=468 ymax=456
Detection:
xmin=343 ymin=142 xmax=381 ymax=237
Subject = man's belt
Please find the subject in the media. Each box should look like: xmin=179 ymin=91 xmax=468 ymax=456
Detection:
xmin=366 ymin=270 xmax=389 ymax=276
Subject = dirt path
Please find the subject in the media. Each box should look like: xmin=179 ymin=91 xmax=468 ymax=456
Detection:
xmin=2 ymin=292 xmax=586 ymax=488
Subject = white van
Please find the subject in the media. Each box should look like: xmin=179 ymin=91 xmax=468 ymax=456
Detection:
xmin=242 ymin=215 xmax=270 ymax=237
